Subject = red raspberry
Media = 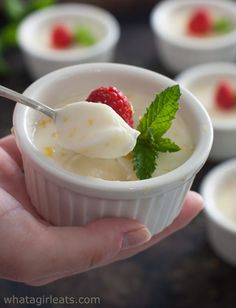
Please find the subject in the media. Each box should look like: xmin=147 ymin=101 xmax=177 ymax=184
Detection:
xmin=215 ymin=80 xmax=235 ymax=110
xmin=188 ymin=9 xmax=213 ymax=35
xmin=86 ymin=86 xmax=134 ymax=127
xmin=51 ymin=24 xmax=73 ymax=49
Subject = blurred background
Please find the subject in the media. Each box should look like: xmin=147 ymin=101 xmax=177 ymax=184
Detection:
xmin=0 ymin=1 xmax=236 ymax=308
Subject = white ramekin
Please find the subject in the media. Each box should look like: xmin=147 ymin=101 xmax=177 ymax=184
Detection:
xmin=176 ymin=62 xmax=236 ymax=161
xmin=201 ymin=159 xmax=236 ymax=266
xmin=150 ymin=0 xmax=236 ymax=74
xmin=13 ymin=63 xmax=213 ymax=235
xmin=17 ymin=4 xmax=120 ymax=79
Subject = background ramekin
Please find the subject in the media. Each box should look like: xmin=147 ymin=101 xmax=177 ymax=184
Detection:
xmin=150 ymin=0 xmax=236 ymax=74
xmin=13 ymin=63 xmax=213 ymax=235
xmin=17 ymin=4 xmax=120 ymax=79
xmin=176 ymin=62 xmax=236 ymax=161
xmin=201 ymin=159 xmax=236 ymax=266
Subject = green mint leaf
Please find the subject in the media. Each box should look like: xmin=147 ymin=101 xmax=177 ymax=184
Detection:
xmin=4 ymin=0 xmax=25 ymax=21
xmin=1 ymin=23 xmax=18 ymax=48
xmin=157 ymin=137 xmax=181 ymax=153
xmin=74 ymin=25 xmax=96 ymax=46
xmin=138 ymin=85 xmax=181 ymax=138
xmin=214 ymin=18 xmax=232 ymax=34
xmin=27 ymin=0 xmax=56 ymax=11
xmin=133 ymin=85 xmax=181 ymax=180
xmin=133 ymin=132 xmax=159 ymax=180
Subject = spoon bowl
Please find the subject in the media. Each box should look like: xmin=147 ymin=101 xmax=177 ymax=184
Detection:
xmin=0 ymin=85 xmax=139 ymax=159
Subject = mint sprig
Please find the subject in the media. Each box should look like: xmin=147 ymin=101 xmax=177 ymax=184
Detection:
xmin=214 ymin=18 xmax=232 ymax=34
xmin=133 ymin=85 xmax=181 ymax=180
xmin=74 ymin=25 xmax=96 ymax=46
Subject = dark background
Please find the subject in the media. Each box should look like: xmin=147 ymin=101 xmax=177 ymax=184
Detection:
xmin=0 ymin=2 xmax=236 ymax=308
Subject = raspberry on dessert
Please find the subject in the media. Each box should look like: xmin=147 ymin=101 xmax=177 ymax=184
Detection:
xmin=215 ymin=80 xmax=235 ymax=110
xmin=188 ymin=9 xmax=213 ymax=35
xmin=86 ymin=86 xmax=134 ymax=127
xmin=51 ymin=24 xmax=73 ymax=49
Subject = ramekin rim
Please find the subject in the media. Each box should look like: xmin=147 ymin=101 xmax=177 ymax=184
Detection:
xmin=13 ymin=63 xmax=213 ymax=194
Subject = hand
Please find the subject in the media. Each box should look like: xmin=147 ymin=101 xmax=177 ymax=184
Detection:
xmin=0 ymin=135 xmax=203 ymax=286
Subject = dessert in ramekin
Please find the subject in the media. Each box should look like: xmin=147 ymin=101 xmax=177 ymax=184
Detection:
xmin=201 ymin=159 xmax=236 ymax=266
xmin=176 ymin=62 xmax=236 ymax=161
xmin=150 ymin=0 xmax=236 ymax=73
xmin=13 ymin=63 xmax=213 ymax=235
xmin=17 ymin=4 xmax=120 ymax=79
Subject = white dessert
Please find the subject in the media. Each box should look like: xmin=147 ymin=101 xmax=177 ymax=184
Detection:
xmin=216 ymin=177 xmax=236 ymax=223
xmin=32 ymin=96 xmax=194 ymax=181
xmin=55 ymin=101 xmax=140 ymax=159
xmin=165 ymin=7 xmax=233 ymax=41
xmin=35 ymin=20 xmax=100 ymax=52
xmin=187 ymin=76 xmax=236 ymax=124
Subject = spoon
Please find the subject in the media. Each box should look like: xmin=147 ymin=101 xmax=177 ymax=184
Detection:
xmin=0 ymin=85 xmax=55 ymax=119
xmin=0 ymin=84 xmax=140 ymax=159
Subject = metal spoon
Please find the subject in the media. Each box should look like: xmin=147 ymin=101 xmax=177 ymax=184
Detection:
xmin=0 ymin=85 xmax=140 ymax=158
xmin=0 ymin=85 xmax=56 ymax=119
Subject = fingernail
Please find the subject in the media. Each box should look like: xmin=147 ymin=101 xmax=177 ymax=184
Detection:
xmin=122 ymin=227 xmax=152 ymax=250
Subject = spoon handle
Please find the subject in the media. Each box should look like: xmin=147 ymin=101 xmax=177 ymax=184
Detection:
xmin=0 ymin=85 xmax=56 ymax=119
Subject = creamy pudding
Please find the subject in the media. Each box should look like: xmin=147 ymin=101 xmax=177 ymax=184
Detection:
xmin=32 ymin=89 xmax=194 ymax=181
xmin=54 ymin=101 xmax=140 ymax=159
xmin=216 ymin=177 xmax=236 ymax=223
xmin=186 ymin=75 xmax=236 ymax=125
xmin=165 ymin=5 xmax=234 ymax=41
xmin=37 ymin=21 xmax=98 ymax=51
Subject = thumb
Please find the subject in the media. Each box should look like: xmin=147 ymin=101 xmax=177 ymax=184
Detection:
xmin=27 ymin=218 xmax=151 ymax=285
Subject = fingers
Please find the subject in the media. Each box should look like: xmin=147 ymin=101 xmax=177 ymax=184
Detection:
xmin=25 ymin=219 xmax=151 ymax=285
xmin=23 ymin=192 xmax=203 ymax=285
xmin=107 ymin=191 xmax=204 ymax=263
xmin=0 ymin=192 xmax=151 ymax=286
xmin=164 ymin=191 xmax=204 ymax=233
xmin=0 ymin=146 xmax=26 ymax=200
xmin=0 ymin=136 xmax=24 ymax=194
xmin=0 ymin=135 xmax=23 ymax=168
xmin=0 ymin=187 xmax=21 ymax=220
xmin=0 ymin=188 xmax=203 ymax=286
xmin=0 ymin=145 xmax=38 ymax=217
xmin=0 ymin=188 xmax=42 ymax=281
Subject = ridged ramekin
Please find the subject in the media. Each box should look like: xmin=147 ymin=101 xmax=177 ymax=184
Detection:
xmin=17 ymin=4 xmax=120 ymax=79
xmin=13 ymin=63 xmax=213 ymax=235
xmin=201 ymin=159 xmax=236 ymax=266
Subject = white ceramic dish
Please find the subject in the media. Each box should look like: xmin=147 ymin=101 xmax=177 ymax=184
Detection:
xmin=17 ymin=4 xmax=120 ymax=79
xmin=176 ymin=62 xmax=236 ymax=161
xmin=13 ymin=63 xmax=213 ymax=235
xmin=201 ymin=159 xmax=236 ymax=266
xmin=150 ymin=0 xmax=236 ymax=74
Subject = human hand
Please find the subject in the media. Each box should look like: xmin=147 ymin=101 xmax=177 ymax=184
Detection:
xmin=0 ymin=135 xmax=203 ymax=286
